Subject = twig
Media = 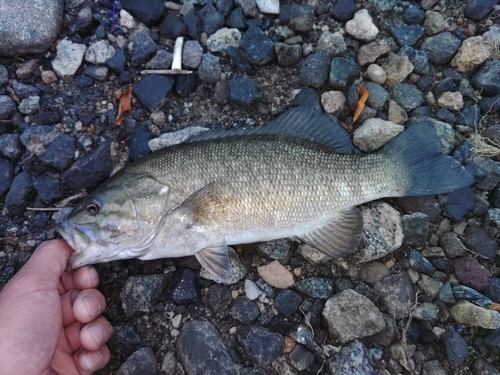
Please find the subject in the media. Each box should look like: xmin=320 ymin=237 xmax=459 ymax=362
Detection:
xmin=26 ymin=207 xmax=65 ymax=211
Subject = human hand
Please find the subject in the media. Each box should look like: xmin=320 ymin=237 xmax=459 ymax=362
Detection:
xmin=0 ymin=240 xmax=112 ymax=375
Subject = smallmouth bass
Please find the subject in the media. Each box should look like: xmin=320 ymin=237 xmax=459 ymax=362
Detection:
xmin=56 ymin=107 xmax=474 ymax=281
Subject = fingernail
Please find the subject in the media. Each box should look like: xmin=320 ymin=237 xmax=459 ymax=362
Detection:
xmin=82 ymin=351 xmax=103 ymax=371
xmin=83 ymin=295 xmax=101 ymax=318
xmin=87 ymin=323 xmax=106 ymax=346
xmin=87 ymin=266 xmax=99 ymax=286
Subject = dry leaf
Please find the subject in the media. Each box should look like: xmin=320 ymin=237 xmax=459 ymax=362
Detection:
xmin=115 ymin=86 xmax=133 ymax=126
xmin=488 ymin=302 xmax=500 ymax=312
xmin=350 ymin=82 xmax=369 ymax=127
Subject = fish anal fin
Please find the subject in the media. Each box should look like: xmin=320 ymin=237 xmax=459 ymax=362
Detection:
xmin=195 ymin=241 xmax=232 ymax=283
xmin=299 ymin=208 xmax=363 ymax=258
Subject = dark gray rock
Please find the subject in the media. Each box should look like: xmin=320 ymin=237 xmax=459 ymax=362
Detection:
xmin=198 ymin=54 xmax=222 ymax=84
xmin=328 ymin=340 xmax=376 ymax=375
xmin=5 ymin=171 xmax=33 ymax=215
xmin=453 ymin=255 xmax=491 ymax=291
xmin=38 ymin=133 xmax=75 ymax=170
xmin=364 ymin=82 xmax=390 ymax=111
xmin=275 ymin=43 xmax=302 ymax=67
xmin=472 ymin=60 xmax=500 ymax=96
xmin=488 ymin=277 xmax=500 ymax=303
xmin=121 ymin=0 xmax=164 ymax=25
xmin=472 ymin=357 xmax=500 ymax=375
xmin=0 ymin=133 xmax=22 ymax=159
xmin=226 ymin=7 xmax=246 ymax=30
xmin=436 ymin=108 xmax=456 ymax=124
xmin=118 ymin=71 xmax=133 ymax=86
xmin=484 ymin=328 xmax=500 ymax=353
xmin=214 ymin=81 xmax=230 ymax=104
xmin=0 ymin=158 xmax=13 ymax=195
xmin=129 ymin=124 xmax=152 ymax=161
xmin=453 ymin=285 xmax=492 ymax=308
xmin=159 ymin=12 xmax=187 ymax=39
xmin=292 ymin=87 xmax=322 ymax=110
xmin=177 ymin=321 xmax=240 ymax=375
xmin=289 ymin=345 xmax=315 ymax=371
xmin=0 ymin=96 xmax=16 ymax=120
xmin=182 ymin=9 xmax=202 ymax=40
xmin=146 ymin=50 xmax=173 ymax=70
xmin=106 ymin=49 xmax=126 ymax=73
xmin=391 ymin=25 xmax=425 ymax=46
xmin=464 ymin=226 xmax=498 ymax=260
xmin=237 ymin=325 xmax=284 ymax=366
xmin=374 ymin=272 xmax=415 ymax=319
xmin=0 ymin=0 xmax=63 ymax=56
xmin=174 ymin=74 xmax=198 ymax=97
xmin=409 ymin=250 xmax=436 ymax=275
xmin=441 ymin=329 xmax=468 ymax=366
xmin=439 ymin=231 xmax=467 ymax=257
xmin=299 ymin=52 xmax=331 ymax=88
xmin=444 ymin=186 xmax=475 ymax=221
xmin=83 ymin=65 xmax=108 ymax=81
xmin=331 ymin=0 xmax=357 ymax=21
xmin=422 ymin=360 xmax=447 ymax=375
xmin=116 ymin=347 xmax=158 ymax=375
xmin=33 ymin=111 xmax=61 ymax=125
xmin=77 ymin=74 xmax=93 ymax=87
xmin=294 ymin=277 xmax=334 ymax=299
xmin=396 ymin=196 xmax=442 ymax=223
xmin=279 ymin=4 xmax=314 ymax=32
xmin=227 ymin=47 xmax=253 ymax=72
xmin=199 ymin=4 xmax=224 ymax=36
xmin=435 ymin=77 xmax=457 ymax=98
xmin=170 ymin=268 xmax=201 ymax=305
xmin=256 ymin=238 xmax=291 ymax=260
xmin=61 ymin=139 xmax=113 ymax=191
xmin=402 ymin=212 xmax=429 ymax=247
xmin=399 ymin=45 xmax=430 ymax=75
xmin=131 ymin=31 xmax=158 ymax=67
xmin=421 ymin=32 xmax=461 ymax=65
xmin=12 ymin=81 xmax=40 ymax=99
xmin=34 ymin=175 xmax=64 ymax=204
xmin=216 ymin=0 xmax=233 ymax=16
xmin=465 ymin=0 xmax=498 ymax=21
xmin=274 ymin=289 xmax=302 ymax=317
xmin=392 ymin=83 xmax=424 ymax=111
xmin=208 ymin=284 xmax=232 ymax=318
xmin=120 ymin=274 xmax=166 ymax=315
xmin=227 ymin=75 xmax=260 ymax=108
xmin=329 ymin=57 xmax=360 ymax=90
xmin=67 ymin=0 xmax=93 ymax=35
xmin=107 ymin=323 xmax=141 ymax=357
xmin=479 ymin=95 xmax=500 ymax=113
xmin=232 ymin=296 xmax=260 ymax=324
xmin=459 ymin=105 xmax=481 ymax=127
xmin=134 ymin=75 xmax=174 ymax=112
xmin=0 ymin=65 xmax=7 ymax=86
xmin=403 ymin=7 xmax=425 ymax=24
xmin=240 ymin=26 xmax=275 ymax=66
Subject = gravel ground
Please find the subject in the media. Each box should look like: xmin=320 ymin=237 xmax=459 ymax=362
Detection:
xmin=2 ymin=0 xmax=500 ymax=374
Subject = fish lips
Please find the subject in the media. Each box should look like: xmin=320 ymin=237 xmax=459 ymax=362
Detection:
xmin=56 ymin=221 xmax=103 ymax=270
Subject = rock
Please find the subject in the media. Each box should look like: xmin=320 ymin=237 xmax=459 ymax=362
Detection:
xmin=359 ymin=262 xmax=390 ymax=284
xmin=83 ymin=65 xmax=108 ymax=81
xmin=33 ymin=111 xmax=61 ymax=125
xmin=321 ymin=91 xmax=345 ymax=115
xmin=0 ymin=158 xmax=13 ymax=196
xmin=421 ymin=32 xmax=461 ymax=65
xmin=0 ymin=96 xmax=16 ymax=120
xmin=145 ymin=50 xmax=173 ymax=70
xmin=317 ymin=31 xmax=346 ymax=58
xmin=441 ymin=329 xmax=469 ymax=366
xmin=419 ymin=274 xmax=443 ymax=299
xmin=279 ymin=4 xmax=314 ymax=32
xmin=0 ymin=134 xmax=22 ymax=160
xmin=388 ymin=100 xmax=408 ymax=124
xmin=453 ymin=285 xmax=492 ymax=307
xmin=275 ymin=289 xmax=302 ymax=317
xmin=237 ymin=325 xmax=284 ymax=366
xmin=484 ymin=24 xmax=500 ymax=43
xmin=453 ymin=256 xmax=490 ymax=291
xmin=357 ymin=41 xmax=391 ymax=66
xmin=398 ymin=45 xmax=430 ymax=75
xmin=472 ymin=358 xmax=500 ymax=375
xmin=289 ymin=345 xmax=314 ymax=371
xmin=232 ymin=296 xmax=260 ymax=324
xmin=452 ymin=36 xmax=495 ymax=73
xmin=149 ymin=127 xmax=208 ymax=151
xmin=256 ymin=239 xmax=291 ymax=260
xmin=177 ymin=321 xmax=240 ymax=375
xmin=409 ymin=250 xmax=436 ymax=275
xmin=465 ymin=0 xmax=498 ymax=21
xmin=38 ymin=133 xmax=75 ymax=170
xmin=445 ymin=186 xmax=475 ymax=221
xmin=61 ymin=139 xmax=113 ymax=191
xmin=257 ymin=260 xmax=294 ymax=289
xmin=133 ymin=75 xmax=174 ymax=112
xmin=227 ymin=75 xmax=260 ymax=108
xmin=131 ymin=31 xmax=158 ymax=67
xmin=206 ymin=28 xmax=241 ymax=53
xmin=464 ymin=226 xmax=498 ymax=260
xmin=198 ymin=53 xmax=222 ymax=84
xmin=52 ymin=39 xmax=87 ymax=78
xmin=404 ymin=7 xmax=425 ymax=24
xmin=439 ymin=282 xmax=456 ymax=304
xmin=424 ymin=11 xmax=448 ymax=35
xmin=370 ymin=0 xmax=396 ymax=13
xmin=437 ymin=91 xmax=464 ymax=111
xmin=374 ymin=272 xmax=415 ymax=319
xmin=161 ymin=352 xmax=177 ymax=375
xmin=12 ymin=81 xmax=40 ymax=99
xmin=174 ymin=74 xmax=197 ymax=97
xmin=183 ymin=9 xmax=202 ymax=39
xmin=170 ymin=268 xmax=201 ymax=305
xmin=33 ymin=175 xmax=63 ymax=204
xmin=240 ymin=26 xmax=275 ymax=66
xmin=421 ymin=360 xmax=447 ymax=375
xmin=208 ymin=284 xmax=232 ymax=317
xmin=179 ymin=42 xmax=203 ymax=70
xmin=120 ymin=274 xmax=166 ymax=315
xmin=16 ymin=60 xmax=40 ymax=80
xmin=353 ymin=119 xmax=403 ymax=152
xmin=129 ymin=123 xmax=153 ymax=161
xmin=159 ymin=12 xmax=186 ymax=39
xmin=85 ymin=40 xmax=116 ymax=65
xmin=255 ymin=0 xmax=279 ymax=14
xmin=120 ymin=0 xmax=164 ymax=25
xmin=67 ymin=0 xmax=93 ymax=35
xmin=366 ymin=64 xmax=386 ymax=84
xmin=439 ymin=231 xmax=467 ymax=257
xmin=329 ymin=57 xmax=360 ymax=90
xmin=323 ymin=289 xmax=385 ymax=344
xmin=294 ymin=278 xmax=333 ymax=299
xmin=245 ymin=279 xmax=261 ymax=300
xmin=199 ymin=4 xmax=224 ymax=35
xmin=330 ymin=0 xmax=356 ymax=21
xmin=0 ymin=65 xmax=8 ymax=86
xmin=116 ymin=347 xmax=158 ymax=375
xmin=119 ymin=9 xmax=136 ymax=29
xmin=0 ymin=0 xmax=63 ymax=56
xmin=413 ymin=303 xmax=437 ymax=320
xmin=235 ymin=0 xmax=259 ymax=17
xmin=299 ymin=52 xmax=330 ymax=88
xmin=5 ymin=171 xmax=33 ymax=215
xmin=274 ymin=43 xmax=302 ymax=67
xmin=345 ymin=9 xmax=379 ymax=42
xmin=384 ymin=53 xmax=414 ymax=88
xmin=472 ymin=60 xmax=500 ymax=96
xmin=391 ymin=25 xmax=425 ymax=46
xmin=328 ymin=340 xmax=377 ymax=375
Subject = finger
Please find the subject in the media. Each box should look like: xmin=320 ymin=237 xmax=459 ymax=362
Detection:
xmin=60 ymin=265 xmax=99 ymax=292
xmin=80 ymin=316 xmax=113 ymax=351
xmin=73 ymin=289 xmax=106 ymax=324
xmin=75 ymin=345 xmax=111 ymax=374
xmin=65 ymin=320 xmax=83 ymax=353
xmin=61 ymin=289 xmax=79 ymax=327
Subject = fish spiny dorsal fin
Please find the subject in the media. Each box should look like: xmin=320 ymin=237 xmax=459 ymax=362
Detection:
xmin=187 ymin=107 xmax=353 ymax=154
xmin=299 ymin=207 xmax=363 ymax=258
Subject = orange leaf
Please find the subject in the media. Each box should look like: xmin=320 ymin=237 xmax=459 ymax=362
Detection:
xmin=115 ymin=86 xmax=133 ymax=126
xmin=350 ymin=82 xmax=369 ymax=126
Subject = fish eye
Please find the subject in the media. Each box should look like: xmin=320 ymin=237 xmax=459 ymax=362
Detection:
xmin=85 ymin=197 xmax=102 ymax=215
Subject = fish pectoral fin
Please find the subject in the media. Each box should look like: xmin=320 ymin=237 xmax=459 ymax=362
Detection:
xmin=299 ymin=208 xmax=363 ymax=258
xmin=194 ymin=240 xmax=232 ymax=282
xmin=178 ymin=182 xmax=229 ymax=225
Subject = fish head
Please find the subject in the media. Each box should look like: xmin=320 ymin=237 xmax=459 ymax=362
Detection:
xmin=56 ymin=173 xmax=171 ymax=269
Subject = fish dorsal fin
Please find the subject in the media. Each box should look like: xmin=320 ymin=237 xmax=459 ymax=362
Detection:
xmin=187 ymin=106 xmax=353 ymax=154
xmin=195 ymin=241 xmax=232 ymax=282
xmin=177 ymin=182 xmax=229 ymax=225
xmin=299 ymin=207 xmax=363 ymax=258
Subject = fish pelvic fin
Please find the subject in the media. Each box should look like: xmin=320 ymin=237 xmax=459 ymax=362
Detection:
xmin=195 ymin=241 xmax=233 ymax=283
xmin=384 ymin=121 xmax=474 ymax=196
xmin=299 ymin=208 xmax=363 ymax=258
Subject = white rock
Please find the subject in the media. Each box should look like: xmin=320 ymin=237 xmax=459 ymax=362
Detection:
xmin=316 ymin=31 xmax=346 ymax=58
xmin=255 ymin=0 xmax=279 ymax=14
xmin=120 ymin=9 xmax=136 ymax=29
xmin=366 ymin=64 xmax=386 ymax=84
xmin=345 ymin=10 xmax=379 ymax=42
xmin=171 ymin=314 xmax=182 ymax=328
xmin=451 ymin=36 xmax=495 ymax=73
xmin=451 ymin=300 xmax=500 ymax=329
xmin=150 ymin=111 xmax=166 ymax=126
xmin=483 ymin=24 xmax=500 ymax=43
xmin=148 ymin=127 xmax=208 ymax=151
xmin=52 ymin=39 xmax=87 ymax=78
xmin=244 ymin=279 xmax=261 ymax=300
xmin=206 ymin=28 xmax=241 ymax=53
xmin=85 ymin=40 xmax=116 ymax=64
xmin=18 ymin=96 xmax=40 ymax=114
xmin=437 ymin=91 xmax=464 ymax=111
xmin=353 ymin=118 xmax=404 ymax=152
xmin=321 ymin=91 xmax=346 ymax=116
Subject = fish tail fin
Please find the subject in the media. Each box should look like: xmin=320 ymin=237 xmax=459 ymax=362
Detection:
xmin=384 ymin=121 xmax=474 ymax=197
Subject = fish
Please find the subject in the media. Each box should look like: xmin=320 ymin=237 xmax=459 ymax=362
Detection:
xmin=56 ymin=107 xmax=474 ymax=282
